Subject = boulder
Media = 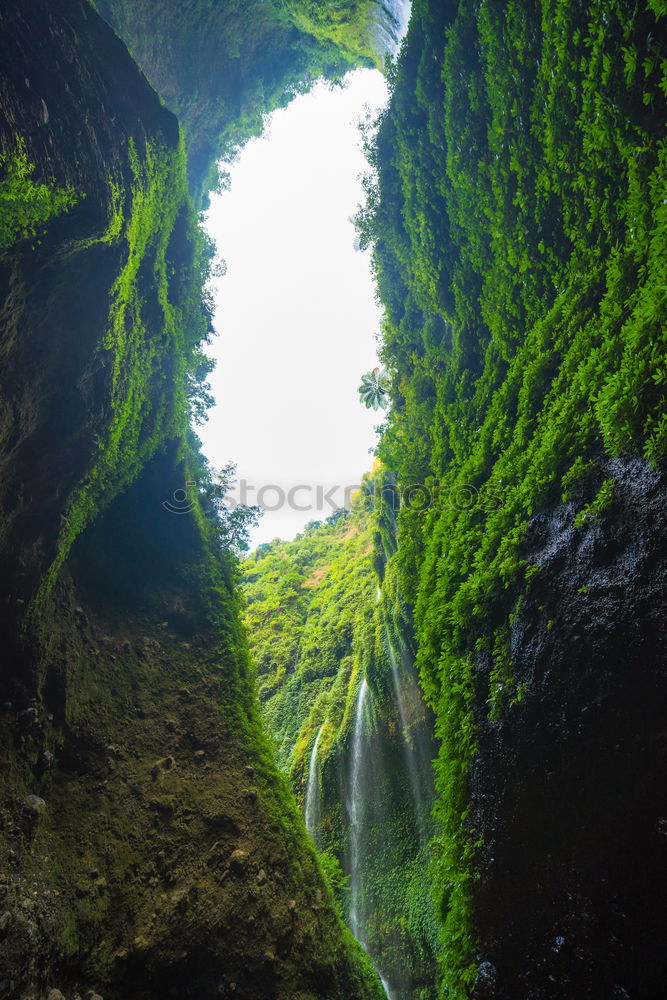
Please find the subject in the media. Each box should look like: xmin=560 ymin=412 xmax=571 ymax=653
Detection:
xmin=21 ymin=794 xmax=46 ymax=822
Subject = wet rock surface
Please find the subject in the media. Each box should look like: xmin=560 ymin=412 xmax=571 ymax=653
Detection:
xmin=473 ymin=961 xmax=497 ymax=999
xmin=471 ymin=456 xmax=667 ymax=998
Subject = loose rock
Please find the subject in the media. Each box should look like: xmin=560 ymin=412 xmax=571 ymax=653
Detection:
xmin=474 ymin=961 xmax=498 ymax=999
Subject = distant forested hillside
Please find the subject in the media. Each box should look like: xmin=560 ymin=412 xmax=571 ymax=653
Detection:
xmin=242 ymin=476 xmax=440 ymax=998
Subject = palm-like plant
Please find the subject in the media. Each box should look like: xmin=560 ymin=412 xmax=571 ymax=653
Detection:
xmin=358 ymin=367 xmax=390 ymax=410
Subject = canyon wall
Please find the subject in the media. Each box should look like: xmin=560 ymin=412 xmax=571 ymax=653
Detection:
xmin=363 ymin=1 xmax=667 ymax=995
xmin=0 ymin=2 xmax=385 ymax=997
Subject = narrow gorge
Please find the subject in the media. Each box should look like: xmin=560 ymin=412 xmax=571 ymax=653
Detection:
xmin=1 ymin=2 xmax=665 ymax=1000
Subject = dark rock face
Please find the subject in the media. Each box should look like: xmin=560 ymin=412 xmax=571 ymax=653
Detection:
xmin=472 ymin=456 xmax=667 ymax=998
xmin=0 ymin=0 xmax=180 ymax=677
xmin=0 ymin=4 xmax=383 ymax=999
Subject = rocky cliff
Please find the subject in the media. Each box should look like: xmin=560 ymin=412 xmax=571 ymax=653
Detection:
xmin=94 ymin=0 xmax=395 ymax=203
xmin=471 ymin=454 xmax=667 ymax=998
xmin=0 ymin=2 xmax=384 ymax=998
xmin=362 ymin=0 xmax=667 ymax=995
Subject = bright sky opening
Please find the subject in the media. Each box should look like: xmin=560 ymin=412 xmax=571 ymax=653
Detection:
xmin=200 ymin=69 xmax=389 ymax=548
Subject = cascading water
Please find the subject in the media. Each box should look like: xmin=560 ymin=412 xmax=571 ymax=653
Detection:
xmin=343 ymin=629 xmax=438 ymax=999
xmin=349 ymin=678 xmax=369 ymax=942
xmin=305 ymin=724 xmax=324 ymax=846
xmin=347 ymin=667 xmax=436 ymax=1000
xmin=368 ymin=0 xmax=412 ymax=60
xmin=380 ymin=974 xmax=395 ymax=1000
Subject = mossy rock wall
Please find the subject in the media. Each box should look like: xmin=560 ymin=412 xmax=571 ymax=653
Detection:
xmin=361 ymin=0 xmax=667 ymax=994
xmin=94 ymin=0 xmax=391 ymax=203
xmin=0 ymin=3 xmax=385 ymax=998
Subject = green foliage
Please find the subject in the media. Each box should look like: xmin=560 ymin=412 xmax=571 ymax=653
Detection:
xmin=574 ymin=477 xmax=618 ymax=529
xmin=282 ymin=0 xmax=386 ymax=65
xmin=96 ymin=0 xmax=379 ymax=204
xmin=242 ymin=476 xmax=439 ymax=995
xmin=196 ymin=459 xmax=262 ymax=555
xmin=242 ymin=497 xmax=377 ymax=767
xmin=318 ymin=846 xmax=350 ymax=914
xmin=36 ymin=134 xmax=216 ymax=601
xmin=4 ymin=10 xmax=403 ymax=995
xmin=356 ymin=0 xmax=667 ymax=993
xmin=0 ymin=137 xmax=77 ymax=251
xmin=560 ymin=455 xmax=597 ymax=503
xmin=486 ymin=602 xmax=527 ymax=721
xmin=18 ymin=1 xmax=663 ymax=994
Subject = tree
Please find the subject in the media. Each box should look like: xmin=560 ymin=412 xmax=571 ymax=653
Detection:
xmin=358 ymin=367 xmax=390 ymax=410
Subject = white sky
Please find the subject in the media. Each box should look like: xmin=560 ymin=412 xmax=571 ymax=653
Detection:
xmin=200 ymin=69 xmax=389 ymax=547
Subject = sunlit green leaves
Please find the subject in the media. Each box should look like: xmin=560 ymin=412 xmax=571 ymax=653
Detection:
xmin=0 ymin=137 xmax=77 ymax=251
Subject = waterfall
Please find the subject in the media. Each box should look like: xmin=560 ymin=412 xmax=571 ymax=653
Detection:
xmin=380 ymin=974 xmax=395 ymax=1000
xmin=368 ymin=0 xmax=412 ymax=60
xmin=348 ymin=676 xmax=400 ymax=1000
xmin=343 ymin=642 xmax=437 ymax=998
xmin=305 ymin=725 xmax=323 ymax=846
xmin=349 ymin=677 xmax=369 ymax=941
